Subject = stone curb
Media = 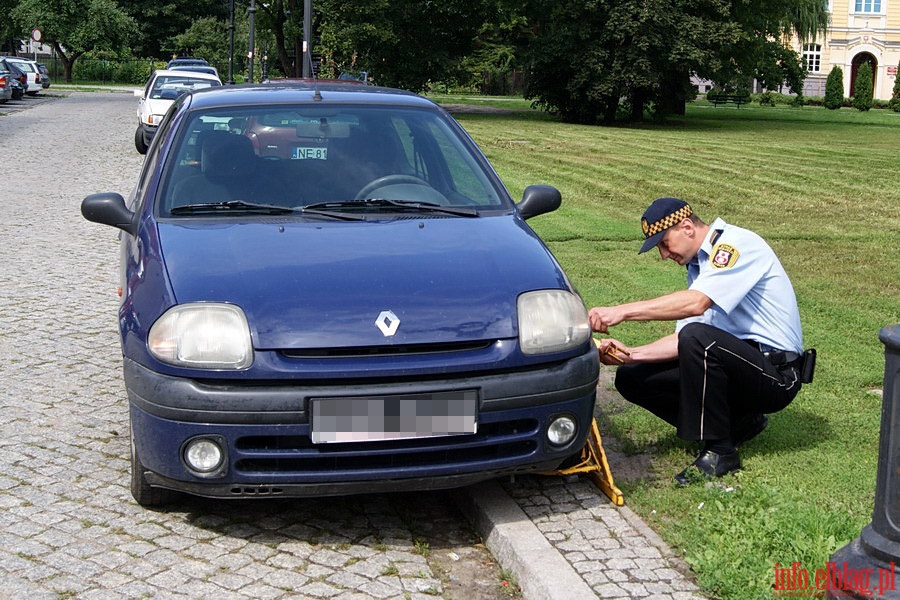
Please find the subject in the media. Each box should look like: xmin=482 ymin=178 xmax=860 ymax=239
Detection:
xmin=456 ymin=480 xmax=599 ymax=600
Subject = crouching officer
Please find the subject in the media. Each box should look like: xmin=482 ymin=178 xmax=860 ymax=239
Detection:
xmin=590 ymin=197 xmax=814 ymax=485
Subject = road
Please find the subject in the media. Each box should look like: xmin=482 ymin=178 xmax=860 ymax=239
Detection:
xmin=0 ymin=90 xmax=512 ymax=600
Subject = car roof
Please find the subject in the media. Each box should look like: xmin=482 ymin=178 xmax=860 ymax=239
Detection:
xmin=168 ymin=58 xmax=209 ymax=65
xmin=183 ymin=81 xmax=432 ymax=110
xmin=151 ymin=68 xmax=222 ymax=82
xmin=1 ymin=56 xmax=37 ymax=64
xmin=169 ymin=65 xmax=218 ymax=72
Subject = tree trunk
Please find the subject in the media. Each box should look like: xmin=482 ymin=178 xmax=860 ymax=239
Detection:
xmin=630 ymin=89 xmax=647 ymax=122
xmin=52 ymin=42 xmax=75 ymax=84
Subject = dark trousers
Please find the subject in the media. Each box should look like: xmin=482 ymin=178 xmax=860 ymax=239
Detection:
xmin=614 ymin=322 xmax=801 ymax=442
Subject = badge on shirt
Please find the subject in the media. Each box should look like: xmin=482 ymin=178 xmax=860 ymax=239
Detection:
xmin=711 ymin=243 xmax=739 ymax=269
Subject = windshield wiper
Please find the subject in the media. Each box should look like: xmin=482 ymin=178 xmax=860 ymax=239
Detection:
xmin=170 ymin=200 xmax=297 ymax=215
xmin=303 ymin=198 xmax=479 ymax=217
xmin=298 ymin=206 xmax=367 ymax=221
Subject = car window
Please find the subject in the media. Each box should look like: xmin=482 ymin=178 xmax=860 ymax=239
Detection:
xmin=150 ymin=76 xmax=220 ymax=99
xmin=9 ymin=60 xmax=35 ymax=73
xmin=157 ymin=104 xmax=506 ymax=217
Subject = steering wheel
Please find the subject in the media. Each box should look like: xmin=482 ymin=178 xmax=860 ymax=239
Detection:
xmin=354 ymin=174 xmax=432 ymax=200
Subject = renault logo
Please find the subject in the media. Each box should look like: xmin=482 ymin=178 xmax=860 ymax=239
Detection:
xmin=375 ymin=310 xmax=400 ymax=336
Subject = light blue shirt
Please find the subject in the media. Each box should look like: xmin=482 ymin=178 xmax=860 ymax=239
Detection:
xmin=676 ymin=218 xmax=803 ymax=353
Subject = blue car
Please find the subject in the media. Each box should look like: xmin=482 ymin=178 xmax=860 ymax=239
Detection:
xmin=81 ymin=81 xmax=598 ymax=506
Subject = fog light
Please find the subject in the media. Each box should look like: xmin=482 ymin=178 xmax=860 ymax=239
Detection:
xmin=547 ymin=416 xmax=577 ymax=446
xmin=183 ymin=438 xmax=225 ymax=474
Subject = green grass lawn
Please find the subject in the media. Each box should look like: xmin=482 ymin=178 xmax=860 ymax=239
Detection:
xmin=438 ymin=98 xmax=900 ymax=599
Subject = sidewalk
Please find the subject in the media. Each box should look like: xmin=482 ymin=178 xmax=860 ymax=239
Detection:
xmin=458 ymin=371 xmax=707 ymax=600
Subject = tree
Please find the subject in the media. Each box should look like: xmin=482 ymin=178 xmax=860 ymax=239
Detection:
xmin=522 ymin=0 xmax=745 ymax=124
xmin=890 ymin=62 xmax=900 ymax=112
xmin=0 ymin=0 xmax=25 ymax=54
xmin=823 ymin=65 xmax=844 ymax=109
xmin=170 ymin=16 xmax=238 ymax=77
xmin=522 ymin=0 xmax=828 ymax=124
xmin=121 ymin=0 xmax=229 ymax=60
xmin=12 ymin=0 xmax=136 ymax=82
xmin=253 ymin=0 xmax=305 ymax=79
xmin=853 ymin=63 xmax=873 ymax=111
xmin=314 ymin=0 xmax=491 ymax=92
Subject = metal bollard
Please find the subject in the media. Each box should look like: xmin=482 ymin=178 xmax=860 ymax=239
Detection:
xmin=827 ymin=324 xmax=900 ymax=599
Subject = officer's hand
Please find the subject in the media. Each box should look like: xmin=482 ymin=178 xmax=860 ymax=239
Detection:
xmin=588 ymin=307 xmax=623 ymax=333
xmin=596 ymin=338 xmax=632 ymax=365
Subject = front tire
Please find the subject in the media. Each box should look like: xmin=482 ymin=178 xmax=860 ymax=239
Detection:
xmin=130 ymin=427 xmax=178 ymax=507
xmin=134 ymin=126 xmax=148 ymax=154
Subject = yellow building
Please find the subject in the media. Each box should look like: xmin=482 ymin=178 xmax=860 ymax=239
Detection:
xmin=799 ymin=0 xmax=900 ymax=100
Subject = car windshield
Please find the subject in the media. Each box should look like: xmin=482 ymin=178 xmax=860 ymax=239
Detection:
xmin=151 ymin=76 xmax=220 ymax=99
xmin=158 ymin=104 xmax=507 ymax=217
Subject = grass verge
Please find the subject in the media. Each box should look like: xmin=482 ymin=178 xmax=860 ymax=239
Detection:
xmin=443 ymin=99 xmax=900 ymax=599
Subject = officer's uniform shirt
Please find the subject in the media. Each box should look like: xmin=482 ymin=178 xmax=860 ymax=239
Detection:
xmin=675 ymin=218 xmax=803 ymax=353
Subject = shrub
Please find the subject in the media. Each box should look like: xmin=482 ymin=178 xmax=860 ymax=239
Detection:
xmin=114 ymin=60 xmax=153 ymax=85
xmin=890 ymin=62 xmax=900 ymax=112
xmin=823 ymin=66 xmax=844 ymax=109
xmin=853 ymin=63 xmax=873 ymax=111
xmin=758 ymin=91 xmax=775 ymax=106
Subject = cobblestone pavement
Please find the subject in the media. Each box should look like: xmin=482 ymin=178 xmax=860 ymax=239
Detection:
xmin=0 ymin=91 xmax=510 ymax=600
xmin=0 ymin=90 xmax=706 ymax=600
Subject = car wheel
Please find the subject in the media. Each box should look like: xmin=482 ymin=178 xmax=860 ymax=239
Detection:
xmin=134 ymin=126 xmax=148 ymax=154
xmin=130 ymin=426 xmax=178 ymax=507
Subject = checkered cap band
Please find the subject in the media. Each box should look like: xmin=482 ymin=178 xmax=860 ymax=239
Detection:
xmin=643 ymin=205 xmax=692 ymax=239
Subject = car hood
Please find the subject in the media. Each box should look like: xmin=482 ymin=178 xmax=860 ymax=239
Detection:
xmin=157 ymin=217 xmax=569 ymax=349
xmin=143 ymin=97 xmax=174 ymax=117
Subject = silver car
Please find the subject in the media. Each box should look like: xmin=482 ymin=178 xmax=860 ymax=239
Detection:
xmin=0 ymin=57 xmax=41 ymax=95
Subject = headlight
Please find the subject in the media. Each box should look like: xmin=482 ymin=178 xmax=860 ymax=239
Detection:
xmin=149 ymin=114 xmax=165 ymax=126
xmin=148 ymin=303 xmax=253 ymax=369
xmin=518 ymin=290 xmax=591 ymax=355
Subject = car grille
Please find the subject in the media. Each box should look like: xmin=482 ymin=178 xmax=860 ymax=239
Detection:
xmin=232 ymin=418 xmax=538 ymax=474
xmin=281 ymin=339 xmax=493 ymax=358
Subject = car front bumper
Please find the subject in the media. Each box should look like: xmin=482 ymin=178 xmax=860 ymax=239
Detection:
xmin=124 ymin=349 xmax=599 ymax=498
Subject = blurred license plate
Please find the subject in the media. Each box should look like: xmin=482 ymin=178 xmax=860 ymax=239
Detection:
xmin=311 ymin=390 xmax=478 ymax=444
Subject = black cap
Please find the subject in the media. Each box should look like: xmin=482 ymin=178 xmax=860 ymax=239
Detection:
xmin=639 ymin=197 xmax=693 ymax=254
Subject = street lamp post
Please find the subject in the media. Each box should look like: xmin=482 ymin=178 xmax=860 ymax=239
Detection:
xmin=302 ymin=0 xmax=312 ymax=77
xmin=247 ymin=0 xmax=256 ymax=83
xmin=826 ymin=324 xmax=900 ymax=599
xmin=228 ymin=0 xmax=235 ymax=84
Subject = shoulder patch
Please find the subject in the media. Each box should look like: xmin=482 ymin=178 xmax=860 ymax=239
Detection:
xmin=711 ymin=243 xmax=739 ymax=269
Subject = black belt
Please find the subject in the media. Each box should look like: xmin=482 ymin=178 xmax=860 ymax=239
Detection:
xmin=762 ymin=349 xmax=800 ymax=365
xmin=744 ymin=340 xmax=799 ymax=365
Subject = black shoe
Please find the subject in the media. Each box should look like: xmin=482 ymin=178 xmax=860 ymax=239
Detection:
xmin=731 ymin=414 xmax=768 ymax=448
xmin=674 ymin=450 xmax=741 ymax=486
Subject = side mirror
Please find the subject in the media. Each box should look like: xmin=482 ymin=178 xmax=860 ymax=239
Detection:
xmin=133 ymin=89 xmax=143 ymax=97
xmin=516 ymin=185 xmax=562 ymax=220
xmin=81 ymin=192 xmax=137 ymax=235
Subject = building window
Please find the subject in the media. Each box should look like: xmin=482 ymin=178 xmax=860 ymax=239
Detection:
xmin=854 ymin=0 xmax=881 ymax=12
xmin=803 ymin=44 xmax=822 ymax=72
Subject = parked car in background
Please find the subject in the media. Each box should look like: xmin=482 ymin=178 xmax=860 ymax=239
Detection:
xmin=0 ymin=59 xmax=26 ymax=100
xmin=81 ymin=81 xmax=598 ymax=507
xmin=0 ymin=57 xmax=42 ymax=95
xmin=0 ymin=71 xmax=12 ymax=103
xmin=134 ymin=69 xmax=222 ymax=154
xmin=166 ymin=57 xmax=210 ymax=69
xmin=168 ymin=64 xmax=219 ymax=77
xmin=36 ymin=62 xmax=50 ymax=88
